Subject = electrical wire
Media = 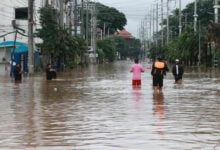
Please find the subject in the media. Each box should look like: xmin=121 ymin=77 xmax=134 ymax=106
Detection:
xmin=97 ymin=0 xmax=193 ymax=18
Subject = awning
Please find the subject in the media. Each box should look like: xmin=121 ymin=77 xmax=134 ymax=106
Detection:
xmin=0 ymin=41 xmax=28 ymax=53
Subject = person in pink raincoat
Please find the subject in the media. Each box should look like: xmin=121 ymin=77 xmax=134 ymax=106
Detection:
xmin=130 ymin=58 xmax=144 ymax=86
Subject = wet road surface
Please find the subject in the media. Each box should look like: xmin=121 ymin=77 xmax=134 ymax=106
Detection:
xmin=0 ymin=61 xmax=220 ymax=150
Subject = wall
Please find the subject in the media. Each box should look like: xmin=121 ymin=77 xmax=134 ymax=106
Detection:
xmin=0 ymin=0 xmax=45 ymax=44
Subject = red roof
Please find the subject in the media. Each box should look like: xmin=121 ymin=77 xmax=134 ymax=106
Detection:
xmin=114 ymin=29 xmax=134 ymax=39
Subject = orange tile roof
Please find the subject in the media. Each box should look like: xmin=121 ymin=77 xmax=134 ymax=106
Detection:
xmin=114 ymin=29 xmax=134 ymax=39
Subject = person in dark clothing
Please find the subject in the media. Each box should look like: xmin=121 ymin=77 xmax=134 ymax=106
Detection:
xmin=172 ymin=59 xmax=184 ymax=84
xmin=46 ymin=64 xmax=56 ymax=80
xmin=151 ymin=57 xmax=169 ymax=92
xmin=14 ymin=64 xmax=22 ymax=81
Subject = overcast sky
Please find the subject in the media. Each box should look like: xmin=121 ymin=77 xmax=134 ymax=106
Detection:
xmin=95 ymin=0 xmax=194 ymax=38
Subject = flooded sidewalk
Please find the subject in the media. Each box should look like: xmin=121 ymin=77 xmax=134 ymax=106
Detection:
xmin=0 ymin=61 xmax=220 ymax=150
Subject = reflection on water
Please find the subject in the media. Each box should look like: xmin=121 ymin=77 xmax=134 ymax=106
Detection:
xmin=153 ymin=92 xmax=165 ymax=135
xmin=0 ymin=62 xmax=220 ymax=149
xmin=132 ymin=85 xmax=141 ymax=102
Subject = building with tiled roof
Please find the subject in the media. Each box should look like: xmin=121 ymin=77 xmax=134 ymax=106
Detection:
xmin=114 ymin=29 xmax=135 ymax=40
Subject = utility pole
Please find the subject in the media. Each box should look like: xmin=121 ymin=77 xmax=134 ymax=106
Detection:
xmin=28 ymin=0 xmax=34 ymax=74
xmin=103 ymin=22 xmax=106 ymax=39
xmin=90 ymin=4 xmax=97 ymax=63
xmin=69 ymin=1 xmax=72 ymax=34
xmin=156 ymin=3 xmax=159 ymax=54
xmin=166 ymin=0 xmax=169 ymax=43
xmin=213 ymin=0 xmax=219 ymax=67
xmin=161 ymin=0 xmax=164 ymax=46
xmin=214 ymin=0 xmax=219 ymax=23
xmin=152 ymin=6 xmax=155 ymax=40
xmin=107 ymin=26 xmax=110 ymax=38
xmin=81 ymin=0 xmax=84 ymax=37
xmin=198 ymin=21 xmax=201 ymax=65
xmin=93 ymin=5 xmax=97 ymax=63
xmin=193 ymin=0 xmax=198 ymax=33
xmin=59 ymin=0 xmax=64 ymax=28
xmin=179 ymin=0 xmax=182 ymax=35
xmin=45 ymin=0 xmax=48 ymax=6
xmin=148 ymin=11 xmax=152 ymax=40
xmin=74 ymin=0 xmax=78 ymax=36
xmin=214 ymin=0 xmax=220 ymax=23
xmin=86 ymin=0 xmax=89 ymax=47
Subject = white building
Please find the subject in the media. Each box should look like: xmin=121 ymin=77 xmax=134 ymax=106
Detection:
xmin=0 ymin=0 xmax=61 ymax=74
xmin=0 ymin=0 xmax=85 ymax=74
xmin=0 ymin=0 xmax=46 ymax=43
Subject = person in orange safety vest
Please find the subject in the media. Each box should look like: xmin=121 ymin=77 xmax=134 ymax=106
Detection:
xmin=151 ymin=56 xmax=169 ymax=93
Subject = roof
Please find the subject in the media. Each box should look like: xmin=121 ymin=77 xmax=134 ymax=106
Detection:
xmin=0 ymin=41 xmax=28 ymax=53
xmin=114 ymin=29 xmax=134 ymax=40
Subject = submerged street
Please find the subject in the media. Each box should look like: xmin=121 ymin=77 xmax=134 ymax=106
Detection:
xmin=0 ymin=60 xmax=220 ymax=150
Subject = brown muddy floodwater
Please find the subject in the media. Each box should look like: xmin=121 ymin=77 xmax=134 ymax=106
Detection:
xmin=0 ymin=61 xmax=220 ymax=150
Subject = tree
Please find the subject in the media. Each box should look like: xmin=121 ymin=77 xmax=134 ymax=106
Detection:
xmin=128 ymin=39 xmax=142 ymax=59
xmin=97 ymin=39 xmax=116 ymax=62
xmin=149 ymin=0 xmax=214 ymax=66
xmin=114 ymin=36 xmax=126 ymax=59
xmin=37 ymin=6 xmax=59 ymax=55
xmin=36 ymin=6 xmax=87 ymax=70
xmin=96 ymin=3 xmax=127 ymax=34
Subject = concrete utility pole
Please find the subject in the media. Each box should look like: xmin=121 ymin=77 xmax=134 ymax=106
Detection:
xmin=198 ymin=21 xmax=201 ymax=65
xmin=161 ymin=0 xmax=164 ymax=46
xmin=59 ymin=0 xmax=64 ymax=28
xmin=103 ymin=22 xmax=106 ymax=39
xmin=156 ymin=3 xmax=159 ymax=53
xmin=179 ymin=0 xmax=182 ymax=35
xmin=74 ymin=0 xmax=78 ymax=36
xmin=28 ymin=0 xmax=34 ymax=74
xmin=166 ymin=0 xmax=169 ymax=43
xmin=213 ymin=0 xmax=219 ymax=67
xmin=193 ymin=0 xmax=198 ymax=33
xmin=148 ymin=11 xmax=152 ymax=40
xmin=45 ymin=0 xmax=48 ymax=6
xmin=86 ymin=0 xmax=89 ymax=47
xmin=91 ymin=4 xmax=97 ymax=64
xmin=69 ymin=1 xmax=73 ymax=34
xmin=152 ymin=6 xmax=155 ymax=39
xmin=214 ymin=0 xmax=219 ymax=23
xmin=81 ymin=0 xmax=84 ymax=36
xmin=144 ymin=19 xmax=147 ymax=58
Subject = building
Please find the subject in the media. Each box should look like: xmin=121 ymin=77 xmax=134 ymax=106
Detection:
xmin=0 ymin=0 xmax=69 ymax=74
xmin=114 ymin=29 xmax=135 ymax=40
xmin=114 ymin=28 xmax=137 ymax=59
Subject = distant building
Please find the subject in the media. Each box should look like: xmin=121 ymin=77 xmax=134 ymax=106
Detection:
xmin=114 ymin=28 xmax=136 ymax=60
xmin=114 ymin=29 xmax=135 ymax=40
xmin=0 ymin=0 xmax=61 ymax=74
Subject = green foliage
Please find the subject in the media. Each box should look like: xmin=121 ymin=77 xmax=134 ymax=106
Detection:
xmin=36 ymin=7 xmax=59 ymax=54
xmin=182 ymin=0 xmax=213 ymax=27
xmin=129 ymin=39 xmax=142 ymax=59
xmin=148 ymin=0 xmax=215 ymax=66
xmin=97 ymin=39 xmax=116 ymax=62
xmin=114 ymin=36 xmax=126 ymax=58
xmin=113 ymin=37 xmax=142 ymax=59
xmin=36 ymin=6 xmax=87 ymax=68
xmin=96 ymin=48 xmax=105 ymax=63
xmin=96 ymin=3 xmax=127 ymax=34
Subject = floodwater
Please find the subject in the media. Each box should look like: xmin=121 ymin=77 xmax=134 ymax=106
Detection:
xmin=0 ymin=61 xmax=220 ymax=150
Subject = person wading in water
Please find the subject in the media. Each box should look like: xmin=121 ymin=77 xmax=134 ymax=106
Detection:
xmin=151 ymin=56 xmax=169 ymax=93
xmin=172 ymin=59 xmax=184 ymax=84
xmin=130 ymin=58 xmax=144 ymax=88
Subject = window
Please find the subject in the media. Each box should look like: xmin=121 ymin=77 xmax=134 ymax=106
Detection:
xmin=15 ymin=7 xmax=28 ymax=20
